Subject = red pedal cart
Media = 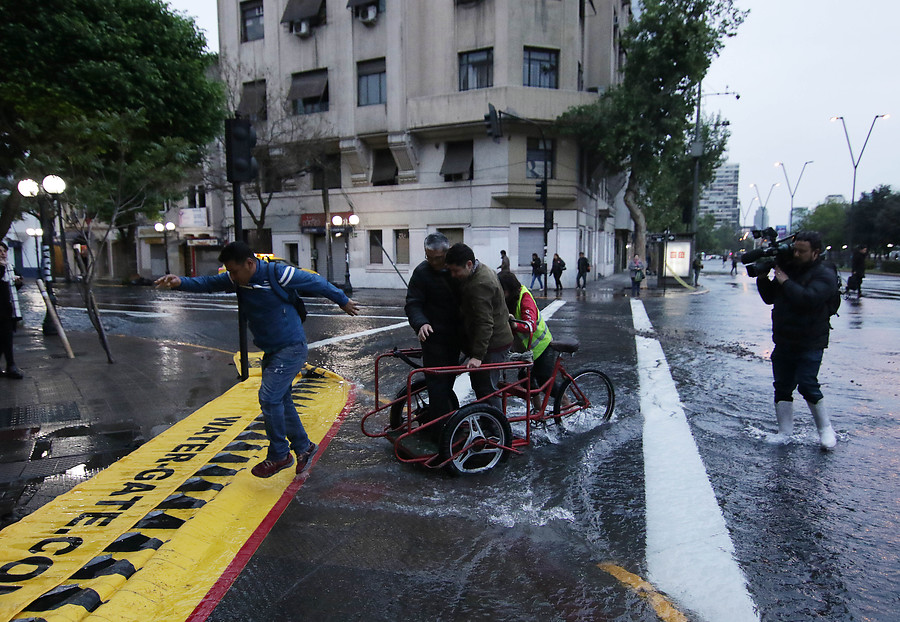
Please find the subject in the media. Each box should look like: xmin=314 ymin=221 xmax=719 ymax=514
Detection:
xmin=361 ymin=328 xmax=614 ymax=475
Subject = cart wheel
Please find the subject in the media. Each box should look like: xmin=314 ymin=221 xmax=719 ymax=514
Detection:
xmin=389 ymin=379 xmax=459 ymax=430
xmin=439 ymin=404 xmax=511 ymax=475
xmin=553 ymin=369 xmax=615 ymax=432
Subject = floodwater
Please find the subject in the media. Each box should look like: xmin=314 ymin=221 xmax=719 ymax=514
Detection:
xmin=11 ymin=272 xmax=900 ymax=621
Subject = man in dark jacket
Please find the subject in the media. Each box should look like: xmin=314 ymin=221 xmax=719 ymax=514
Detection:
xmin=757 ymin=231 xmax=838 ymax=449
xmin=405 ymin=233 xmax=460 ymax=421
xmin=445 ymin=243 xmax=513 ymax=410
xmin=849 ymin=245 xmax=868 ymax=297
xmin=156 ymin=242 xmax=359 ymax=477
xmin=0 ymin=241 xmax=24 ymax=379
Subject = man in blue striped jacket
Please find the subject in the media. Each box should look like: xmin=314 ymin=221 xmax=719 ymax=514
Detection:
xmin=155 ymin=241 xmax=359 ymax=477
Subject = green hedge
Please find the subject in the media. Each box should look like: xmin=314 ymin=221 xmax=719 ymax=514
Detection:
xmin=881 ymin=260 xmax=900 ymax=273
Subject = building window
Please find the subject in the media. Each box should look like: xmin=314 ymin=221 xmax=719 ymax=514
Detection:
xmin=312 ymin=154 xmax=342 ymax=190
xmin=241 ymin=0 xmax=264 ymax=42
xmin=289 ymin=69 xmax=329 ymax=115
xmin=350 ymin=0 xmax=385 ymax=20
xmin=394 ymin=229 xmax=410 ymax=264
xmin=437 ymin=228 xmax=464 ymax=246
xmin=369 ymin=230 xmax=383 ymax=264
xmin=238 ymin=80 xmax=267 ymax=121
xmin=526 ymin=138 xmax=555 ymax=179
xmin=441 ymin=141 xmax=474 ymax=182
xmin=459 ymin=48 xmax=493 ymax=91
xmin=187 ymin=186 xmax=206 ymax=208
xmin=282 ymin=0 xmax=326 ymax=34
xmin=357 ymin=58 xmax=386 ymax=106
xmin=518 ymin=228 xmax=544 ymax=267
xmin=523 ymin=47 xmax=559 ymax=89
xmin=371 ymin=148 xmax=397 ymax=186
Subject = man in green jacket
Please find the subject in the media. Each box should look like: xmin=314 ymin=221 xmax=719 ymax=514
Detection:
xmin=445 ymin=243 xmax=513 ymax=410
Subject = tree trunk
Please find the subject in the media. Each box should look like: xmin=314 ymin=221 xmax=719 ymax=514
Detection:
xmin=623 ymin=170 xmax=647 ymax=263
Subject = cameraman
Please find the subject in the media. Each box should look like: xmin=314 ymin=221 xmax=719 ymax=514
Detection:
xmin=756 ymin=231 xmax=838 ymax=449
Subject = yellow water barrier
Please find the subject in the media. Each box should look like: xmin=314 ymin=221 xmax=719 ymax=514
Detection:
xmin=0 ymin=355 xmax=352 ymax=622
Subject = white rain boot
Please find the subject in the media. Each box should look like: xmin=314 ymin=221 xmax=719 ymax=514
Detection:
xmin=772 ymin=401 xmax=794 ymax=444
xmin=808 ymin=399 xmax=837 ymax=450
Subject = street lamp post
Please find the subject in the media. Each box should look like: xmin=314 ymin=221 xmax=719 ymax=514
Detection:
xmin=18 ymin=175 xmax=67 ymax=334
xmin=774 ymin=161 xmax=813 ymax=234
xmin=749 ymin=182 xmax=781 ymax=233
xmin=331 ymin=213 xmax=359 ymax=294
xmin=154 ymin=221 xmax=176 ymax=274
xmin=25 ymin=227 xmax=43 ymax=269
xmin=830 ymin=114 xmax=889 ymax=251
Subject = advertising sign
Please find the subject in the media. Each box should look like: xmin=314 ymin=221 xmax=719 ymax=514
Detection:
xmin=664 ymin=240 xmax=692 ymax=277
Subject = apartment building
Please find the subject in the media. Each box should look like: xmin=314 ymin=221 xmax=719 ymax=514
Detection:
xmin=698 ymin=162 xmax=740 ymax=231
xmin=214 ymin=0 xmax=632 ymax=288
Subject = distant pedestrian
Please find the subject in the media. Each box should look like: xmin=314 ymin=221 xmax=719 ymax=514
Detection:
xmin=576 ymin=252 xmax=590 ymax=290
xmin=731 ymin=255 xmax=738 ymax=276
xmin=848 ymin=245 xmax=868 ymax=298
xmin=0 ymin=241 xmax=24 ymax=379
xmin=529 ymin=253 xmax=544 ymax=291
xmin=550 ymin=253 xmax=566 ymax=294
xmin=629 ymin=254 xmax=645 ymax=297
xmin=155 ymin=241 xmax=359 ymax=478
xmin=692 ymin=254 xmax=704 ymax=287
xmin=497 ymin=249 xmax=510 ymax=273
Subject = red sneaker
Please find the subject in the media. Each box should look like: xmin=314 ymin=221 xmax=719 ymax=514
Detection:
xmin=251 ymin=454 xmax=295 ymax=478
xmin=295 ymin=443 xmax=318 ymax=474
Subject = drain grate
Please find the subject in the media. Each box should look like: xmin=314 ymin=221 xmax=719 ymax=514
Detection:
xmin=0 ymin=402 xmax=82 ymax=428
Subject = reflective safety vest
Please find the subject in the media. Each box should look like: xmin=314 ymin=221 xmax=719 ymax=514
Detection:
xmin=516 ymin=285 xmax=552 ymax=359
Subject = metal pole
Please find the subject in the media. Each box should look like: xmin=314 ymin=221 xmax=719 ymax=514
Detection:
xmin=39 ymin=196 xmax=58 ymax=335
xmin=232 ymin=181 xmax=249 ymax=381
xmin=56 ymin=197 xmax=71 ymax=282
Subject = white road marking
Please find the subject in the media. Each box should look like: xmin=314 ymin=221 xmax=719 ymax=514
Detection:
xmin=631 ymin=298 xmax=759 ymax=622
xmin=307 ymin=321 xmax=409 ymax=350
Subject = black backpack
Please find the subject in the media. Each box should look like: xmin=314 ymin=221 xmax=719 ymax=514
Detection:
xmin=824 ymin=261 xmax=841 ymax=317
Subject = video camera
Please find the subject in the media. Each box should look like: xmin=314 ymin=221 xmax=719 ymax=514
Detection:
xmin=741 ymin=228 xmax=795 ymax=277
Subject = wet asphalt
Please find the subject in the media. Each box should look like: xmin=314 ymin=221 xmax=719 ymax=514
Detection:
xmin=2 ymin=266 xmax=899 ymax=621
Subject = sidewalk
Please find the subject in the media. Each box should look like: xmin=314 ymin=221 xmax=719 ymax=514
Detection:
xmin=0 ymin=327 xmax=234 ymax=525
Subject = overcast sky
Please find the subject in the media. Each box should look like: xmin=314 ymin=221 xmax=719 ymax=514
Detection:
xmin=169 ymin=0 xmax=899 ymax=229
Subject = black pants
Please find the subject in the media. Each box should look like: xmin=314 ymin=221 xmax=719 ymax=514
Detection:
xmin=0 ymin=319 xmax=16 ymax=368
xmin=422 ymin=340 xmax=460 ymax=421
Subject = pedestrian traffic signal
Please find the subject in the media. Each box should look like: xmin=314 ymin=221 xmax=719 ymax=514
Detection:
xmin=484 ymin=103 xmax=502 ymax=142
xmin=225 ymin=118 xmax=259 ymax=183
xmin=535 ymin=179 xmax=547 ymax=205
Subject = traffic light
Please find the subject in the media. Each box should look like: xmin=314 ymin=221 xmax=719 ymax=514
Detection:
xmin=544 ymin=208 xmax=554 ymax=233
xmin=535 ymin=179 xmax=547 ymax=205
xmin=484 ymin=103 xmax=502 ymax=142
xmin=225 ymin=118 xmax=259 ymax=182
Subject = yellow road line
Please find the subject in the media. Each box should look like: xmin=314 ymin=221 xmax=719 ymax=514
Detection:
xmin=598 ymin=563 xmax=689 ymax=622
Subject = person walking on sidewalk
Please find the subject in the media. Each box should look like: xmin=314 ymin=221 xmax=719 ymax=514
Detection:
xmin=692 ymin=253 xmax=704 ymax=287
xmin=756 ymin=231 xmax=839 ymax=449
xmin=445 ymin=243 xmax=513 ymax=411
xmin=497 ymin=249 xmax=511 ymax=273
xmin=155 ymin=241 xmax=359 ymax=477
xmin=629 ymin=254 xmax=645 ymax=297
xmin=848 ymin=245 xmax=868 ymax=298
xmin=576 ymin=252 xmax=590 ymax=290
xmin=550 ymin=253 xmax=566 ymax=294
xmin=405 ymin=233 xmax=461 ymax=424
xmin=529 ymin=253 xmax=544 ymax=291
xmin=0 ymin=241 xmax=24 ymax=379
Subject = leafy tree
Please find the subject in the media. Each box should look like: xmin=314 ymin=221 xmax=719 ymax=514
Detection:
xmin=556 ymin=0 xmax=745 ymax=257
xmin=853 ymin=185 xmax=900 ymax=250
xmin=0 ymin=0 xmax=224 ymax=241
xmin=796 ymin=198 xmax=847 ymax=250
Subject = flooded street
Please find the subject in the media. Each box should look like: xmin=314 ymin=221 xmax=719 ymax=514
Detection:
xmin=7 ymin=270 xmax=900 ymax=621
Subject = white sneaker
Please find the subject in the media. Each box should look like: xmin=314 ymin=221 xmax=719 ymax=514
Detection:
xmin=818 ymin=426 xmax=837 ymax=450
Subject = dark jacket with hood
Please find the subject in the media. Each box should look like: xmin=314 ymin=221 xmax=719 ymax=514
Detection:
xmin=757 ymin=257 xmax=836 ymax=350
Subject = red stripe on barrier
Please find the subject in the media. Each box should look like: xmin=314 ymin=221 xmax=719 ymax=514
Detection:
xmin=186 ymin=384 xmax=356 ymax=622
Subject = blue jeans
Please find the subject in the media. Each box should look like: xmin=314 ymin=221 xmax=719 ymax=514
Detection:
xmin=576 ymin=271 xmax=587 ymax=288
xmin=771 ymin=345 xmax=824 ymax=404
xmin=530 ymin=273 xmax=544 ymax=289
xmin=259 ymin=342 xmax=312 ymax=460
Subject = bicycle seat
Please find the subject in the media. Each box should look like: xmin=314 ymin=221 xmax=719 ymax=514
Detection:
xmin=550 ymin=338 xmax=579 ymax=353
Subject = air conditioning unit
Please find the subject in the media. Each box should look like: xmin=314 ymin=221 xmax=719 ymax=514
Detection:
xmin=294 ymin=19 xmax=311 ymax=38
xmin=360 ymin=4 xmax=378 ymax=25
